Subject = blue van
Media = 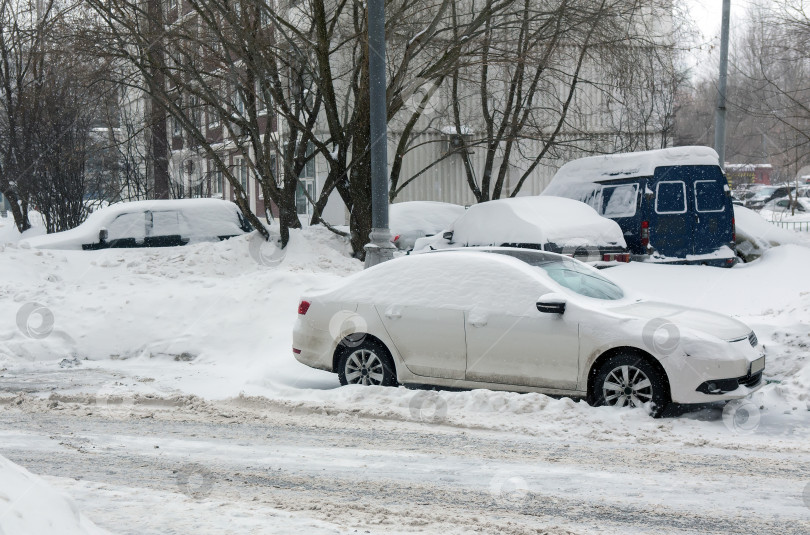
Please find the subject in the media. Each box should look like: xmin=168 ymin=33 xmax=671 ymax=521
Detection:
xmin=542 ymin=146 xmax=736 ymax=267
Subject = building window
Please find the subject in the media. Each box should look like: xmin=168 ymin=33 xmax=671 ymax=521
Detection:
xmin=236 ymin=157 xmax=249 ymax=198
xmin=211 ymin=166 xmax=223 ymax=195
xmin=296 ymin=178 xmax=315 ymax=216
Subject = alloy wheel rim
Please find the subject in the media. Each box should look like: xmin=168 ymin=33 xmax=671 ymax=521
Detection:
xmin=345 ymin=349 xmax=384 ymax=386
xmin=602 ymin=365 xmax=653 ymax=408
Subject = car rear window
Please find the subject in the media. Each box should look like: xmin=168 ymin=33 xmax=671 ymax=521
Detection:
xmin=655 ymin=181 xmax=687 ymax=214
xmin=601 ymin=184 xmax=638 ymax=218
xmin=694 ymin=180 xmax=726 ymax=212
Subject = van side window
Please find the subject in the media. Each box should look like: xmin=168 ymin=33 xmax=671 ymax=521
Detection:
xmin=655 ymin=181 xmax=687 ymax=214
xmin=694 ymin=180 xmax=726 ymax=212
xmin=601 ymin=184 xmax=638 ymax=218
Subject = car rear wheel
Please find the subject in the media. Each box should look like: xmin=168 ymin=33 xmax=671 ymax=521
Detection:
xmin=337 ymin=339 xmax=397 ymax=387
xmin=591 ymin=353 xmax=669 ymax=417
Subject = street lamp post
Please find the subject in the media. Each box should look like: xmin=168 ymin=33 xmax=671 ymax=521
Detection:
xmin=364 ymin=0 xmax=396 ymax=268
xmin=714 ymin=0 xmax=731 ymax=171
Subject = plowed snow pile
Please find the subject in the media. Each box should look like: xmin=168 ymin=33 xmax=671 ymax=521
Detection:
xmin=0 ymin=453 xmax=109 ymax=535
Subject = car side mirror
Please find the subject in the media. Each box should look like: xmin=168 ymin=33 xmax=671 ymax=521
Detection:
xmin=537 ymin=293 xmax=567 ymax=314
xmin=99 ymin=228 xmax=108 ymax=243
xmin=442 ymin=230 xmax=454 ymax=241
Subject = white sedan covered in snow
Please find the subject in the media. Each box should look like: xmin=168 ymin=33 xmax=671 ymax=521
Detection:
xmin=293 ymin=248 xmax=764 ymax=416
xmin=412 ymin=196 xmax=630 ymax=263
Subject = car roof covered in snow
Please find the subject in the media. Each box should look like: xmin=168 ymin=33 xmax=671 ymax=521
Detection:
xmin=388 ymin=201 xmax=466 ymax=235
xmin=447 ymin=196 xmax=626 ymax=248
xmin=546 ymin=146 xmax=721 ymax=186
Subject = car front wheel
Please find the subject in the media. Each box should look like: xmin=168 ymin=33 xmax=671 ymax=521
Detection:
xmin=591 ymin=353 xmax=669 ymax=417
xmin=337 ymin=339 xmax=397 ymax=387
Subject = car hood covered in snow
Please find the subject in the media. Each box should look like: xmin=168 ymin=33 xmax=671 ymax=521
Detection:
xmin=608 ymin=301 xmax=752 ymax=342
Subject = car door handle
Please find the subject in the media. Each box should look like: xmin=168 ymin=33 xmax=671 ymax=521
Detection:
xmin=468 ymin=320 xmax=487 ymax=327
xmin=385 ymin=312 xmax=401 ymax=320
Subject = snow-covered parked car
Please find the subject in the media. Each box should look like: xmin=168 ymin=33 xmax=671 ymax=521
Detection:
xmin=412 ymin=196 xmax=629 ymax=263
xmin=389 ymin=201 xmax=466 ymax=251
xmin=293 ymin=248 xmax=765 ymax=417
xmin=20 ymin=199 xmax=252 ymax=250
xmin=759 ymin=197 xmax=810 ymax=222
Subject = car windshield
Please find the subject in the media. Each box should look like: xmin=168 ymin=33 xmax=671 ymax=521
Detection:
xmin=753 ymin=187 xmax=778 ymax=198
xmin=482 ymin=249 xmax=625 ymax=300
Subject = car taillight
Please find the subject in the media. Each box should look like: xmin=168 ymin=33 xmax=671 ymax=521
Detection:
xmin=392 ymin=234 xmax=400 ymax=243
xmin=731 ymin=217 xmax=736 ymax=242
xmin=298 ymin=300 xmax=311 ymax=315
xmin=641 ymin=221 xmax=650 ymax=248
xmin=602 ymin=253 xmax=631 ymax=263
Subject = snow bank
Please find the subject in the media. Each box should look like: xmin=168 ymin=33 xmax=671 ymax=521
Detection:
xmin=0 ymin=225 xmax=360 ymax=395
xmin=0 ymin=454 xmax=109 ymax=535
xmin=734 ymin=205 xmax=810 ymax=260
xmin=416 ymin=196 xmax=625 ymax=251
xmin=0 ymin=210 xmax=46 ymax=244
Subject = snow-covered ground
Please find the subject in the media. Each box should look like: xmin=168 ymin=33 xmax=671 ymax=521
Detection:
xmin=0 ymin=453 xmax=109 ymax=535
xmin=1 ymin=216 xmax=809 ymax=533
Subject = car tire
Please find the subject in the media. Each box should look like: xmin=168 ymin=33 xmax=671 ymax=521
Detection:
xmin=337 ymin=338 xmax=398 ymax=387
xmin=591 ymin=353 xmax=669 ymax=417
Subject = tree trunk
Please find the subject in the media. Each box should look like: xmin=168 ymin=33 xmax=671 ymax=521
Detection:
xmin=147 ymin=0 xmax=169 ymax=200
xmin=1 ymin=186 xmax=30 ymax=233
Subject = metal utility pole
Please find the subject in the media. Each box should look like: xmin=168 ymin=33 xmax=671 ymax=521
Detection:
xmin=364 ymin=0 xmax=396 ymax=268
xmin=714 ymin=0 xmax=731 ymax=170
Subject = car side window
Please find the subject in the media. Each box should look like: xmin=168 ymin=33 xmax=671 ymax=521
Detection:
xmin=655 ymin=181 xmax=687 ymax=214
xmin=147 ymin=210 xmax=182 ymax=237
xmin=776 ymin=200 xmax=789 ymax=208
xmin=107 ymin=212 xmax=146 ymax=241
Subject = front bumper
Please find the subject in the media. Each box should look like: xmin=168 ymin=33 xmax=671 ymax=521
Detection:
xmin=695 ymin=369 xmax=763 ymax=395
xmin=662 ymin=339 xmax=765 ymax=404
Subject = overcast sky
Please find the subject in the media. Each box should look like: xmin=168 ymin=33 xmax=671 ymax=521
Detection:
xmin=684 ymin=0 xmax=766 ymax=78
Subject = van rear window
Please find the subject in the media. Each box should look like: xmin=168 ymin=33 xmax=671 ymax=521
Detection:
xmin=694 ymin=180 xmax=726 ymax=212
xmin=655 ymin=181 xmax=687 ymax=214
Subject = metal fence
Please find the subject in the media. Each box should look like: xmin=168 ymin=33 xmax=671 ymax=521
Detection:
xmin=770 ymin=220 xmax=810 ymax=232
